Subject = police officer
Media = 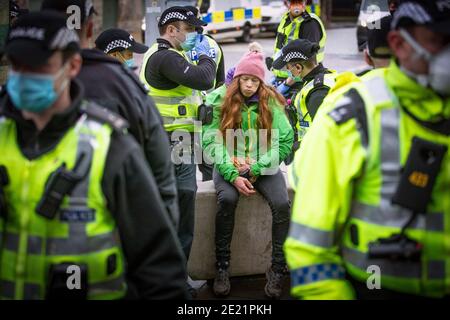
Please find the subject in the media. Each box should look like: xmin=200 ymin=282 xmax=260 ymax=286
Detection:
xmin=184 ymin=5 xmax=225 ymax=182
xmin=95 ymin=28 xmax=149 ymax=69
xmin=139 ymin=6 xmax=216 ymax=292
xmin=41 ymin=0 xmax=180 ymax=228
xmin=272 ymin=38 xmax=336 ymax=161
xmin=268 ymin=0 xmax=327 ymax=89
xmin=285 ymin=0 xmax=450 ymax=299
xmin=359 ymin=15 xmax=393 ymax=76
xmin=0 ymin=11 xmax=187 ymax=300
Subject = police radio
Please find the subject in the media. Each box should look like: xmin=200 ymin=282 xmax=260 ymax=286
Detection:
xmin=36 ymin=152 xmax=91 ymax=220
xmin=392 ymin=137 xmax=447 ymax=213
xmin=368 ymin=137 xmax=448 ymax=261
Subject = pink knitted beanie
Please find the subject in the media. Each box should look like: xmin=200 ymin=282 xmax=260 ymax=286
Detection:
xmin=233 ymin=42 xmax=266 ymax=81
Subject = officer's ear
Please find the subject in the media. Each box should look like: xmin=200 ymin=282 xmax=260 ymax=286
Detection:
xmin=364 ymin=48 xmax=374 ymax=67
xmin=67 ymin=53 xmax=82 ymax=79
xmin=85 ymin=18 xmax=94 ymax=41
xmin=388 ymin=29 xmax=413 ymax=62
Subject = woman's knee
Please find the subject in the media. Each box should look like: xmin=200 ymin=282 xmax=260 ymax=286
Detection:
xmin=270 ymin=199 xmax=291 ymax=222
xmin=217 ymin=190 xmax=239 ymax=212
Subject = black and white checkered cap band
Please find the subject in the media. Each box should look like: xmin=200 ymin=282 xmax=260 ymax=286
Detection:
xmin=104 ymin=39 xmax=132 ymax=53
xmin=284 ymin=51 xmax=309 ymax=62
xmin=160 ymin=12 xmax=187 ymax=25
xmin=392 ymin=2 xmax=432 ymax=28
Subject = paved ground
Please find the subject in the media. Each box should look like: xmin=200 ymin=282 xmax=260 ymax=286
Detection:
xmin=193 ymin=275 xmax=293 ymax=300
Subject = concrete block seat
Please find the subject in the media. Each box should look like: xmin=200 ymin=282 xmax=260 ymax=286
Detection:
xmin=188 ymin=169 xmax=294 ymax=280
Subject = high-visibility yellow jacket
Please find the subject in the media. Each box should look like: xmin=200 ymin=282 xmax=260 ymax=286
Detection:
xmin=285 ymin=62 xmax=450 ymax=299
xmin=272 ymin=11 xmax=326 ymax=79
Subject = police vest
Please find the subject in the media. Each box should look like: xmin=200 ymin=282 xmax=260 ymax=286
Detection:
xmin=188 ymin=35 xmax=222 ymax=89
xmin=0 ymin=104 xmax=127 ymax=300
xmin=341 ymin=72 xmax=449 ymax=297
xmin=273 ymin=12 xmax=327 ymax=79
xmin=294 ymin=72 xmax=336 ymax=142
xmin=140 ymin=43 xmax=203 ymax=133
xmin=289 ymin=69 xmax=450 ymax=297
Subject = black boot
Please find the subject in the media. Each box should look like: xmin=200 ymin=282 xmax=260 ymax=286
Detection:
xmin=213 ymin=261 xmax=230 ymax=297
xmin=265 ymin=266 xmax=285 ymax=299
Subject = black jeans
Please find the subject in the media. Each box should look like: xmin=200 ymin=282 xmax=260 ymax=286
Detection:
xmin=175 ymin=161 xmax=197 ymax=261
xmin=213 ymin=169 xmax=291 ymax=272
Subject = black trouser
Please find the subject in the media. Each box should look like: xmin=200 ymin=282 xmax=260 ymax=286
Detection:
xmin=213 ymin=169 xmax=291 ymax=272
xmin=174 ymin=159 xmax=197 ymax=261
xmin=198 ymin=163 xmax=213 ymax=182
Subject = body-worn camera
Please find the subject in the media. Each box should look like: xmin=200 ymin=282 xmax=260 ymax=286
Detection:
xmin=36 ymin=152 xmax=91 ymax=220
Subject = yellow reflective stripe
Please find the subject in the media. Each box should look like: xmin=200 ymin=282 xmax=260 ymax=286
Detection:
xmin=151 ymin=95 xmax=203 ymax=106
xmin=3 ymin=231 xmax=120 ymax=255
xmin=288 ymin=221 xmax=334 ymax=248
xmin=162 ymin=117 xmax=197 ymax=126
xmin=350 ymin=202 xmax=444 ymax=231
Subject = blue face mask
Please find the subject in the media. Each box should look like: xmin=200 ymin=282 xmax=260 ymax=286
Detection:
xmin=124 ymin=58 xmax=136 ymax=69
xmin=6 ymin=66 xmax=68 ymax=113
xmin=178 ymin=31 xmax=198 ymax=52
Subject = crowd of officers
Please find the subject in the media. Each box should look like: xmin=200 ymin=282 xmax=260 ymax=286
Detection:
xmin=0 ymin=0 xmax=449 ymax=301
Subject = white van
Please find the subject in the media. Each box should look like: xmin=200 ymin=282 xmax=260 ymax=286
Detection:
xmin=198 ymin=0 xmax=262 ymax=42
xmin=260 ymin=0 xmax=286 ymax=34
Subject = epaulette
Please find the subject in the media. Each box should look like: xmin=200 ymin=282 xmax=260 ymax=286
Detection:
xmin=313 ymin=73 xmax=325 ymax=88
xmin=120 ymin=64 xmax=149 ymax=94
xmin=301 ymin=11 xmax=311 ymax=21
xmin=328 ymin=88 xmax=369 ymax=147
xmin=80 ymin=101 xmax=129 ymax=133
xmin=158 ymin=42 xmax=171 ymax=51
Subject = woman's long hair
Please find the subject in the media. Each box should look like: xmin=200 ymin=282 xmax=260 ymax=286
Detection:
xmin=220 ymin=77 xmax=286 ymax=143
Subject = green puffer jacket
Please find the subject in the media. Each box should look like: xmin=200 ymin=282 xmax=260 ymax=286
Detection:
xmin=202 ymin=85 xmax=294 ymax=183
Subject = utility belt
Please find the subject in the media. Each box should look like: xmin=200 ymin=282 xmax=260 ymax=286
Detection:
xmin=46 ymin=263 xmax=89 ymax=300
xmin=161 ymin=103 xmax=213 ymax=127
xmin=367 ymin=137 xmax=448 ymax=262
